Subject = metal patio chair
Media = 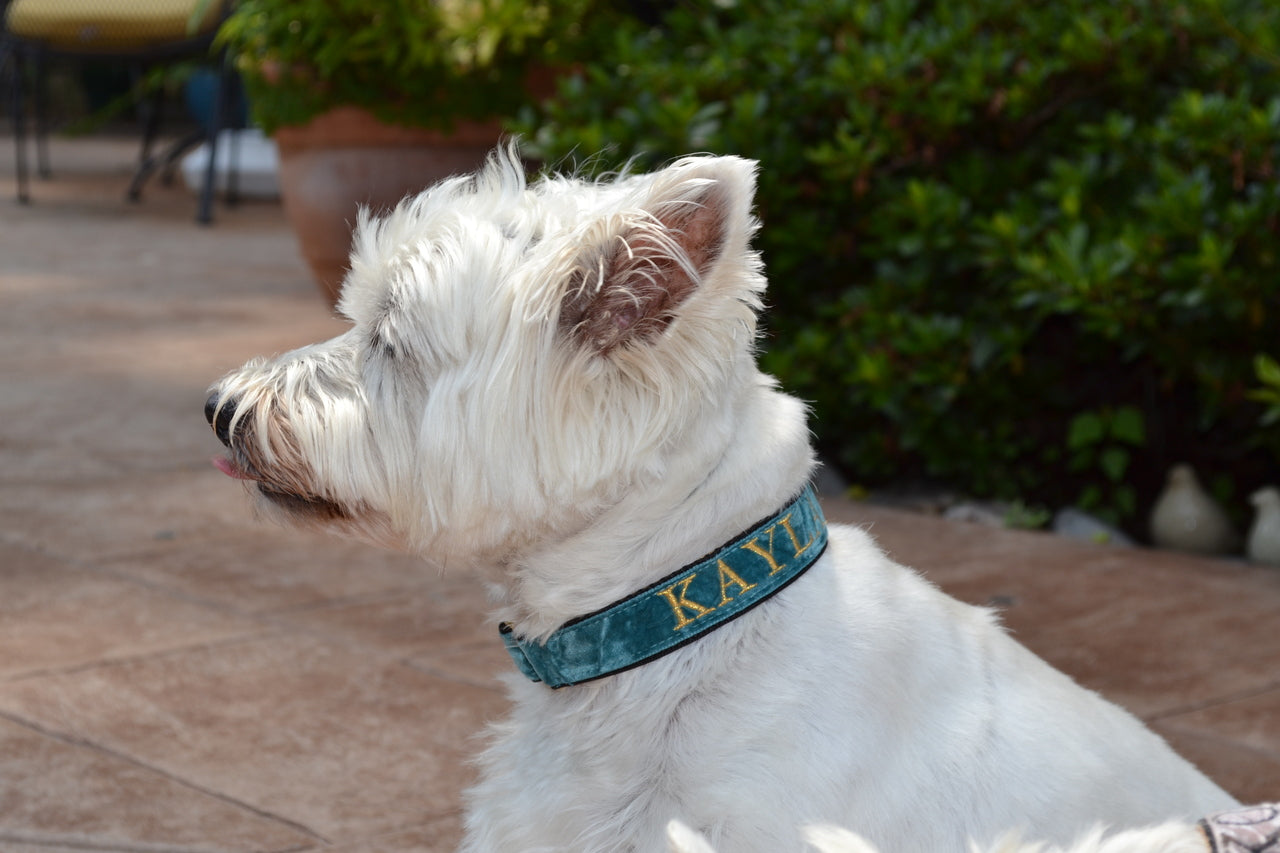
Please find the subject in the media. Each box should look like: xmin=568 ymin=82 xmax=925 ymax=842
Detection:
xmin=0 ymin=0 xmax=236 ymax=223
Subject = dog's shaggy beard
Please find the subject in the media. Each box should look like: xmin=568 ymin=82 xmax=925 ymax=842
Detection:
xmin=211 ymin=339 xmax=404 ymax=548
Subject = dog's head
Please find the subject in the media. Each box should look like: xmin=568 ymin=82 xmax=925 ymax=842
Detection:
xmin=207 ymin=146 xmax=766 ymax=564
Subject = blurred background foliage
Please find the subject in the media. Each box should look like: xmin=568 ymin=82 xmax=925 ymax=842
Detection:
xmin=215 ymin=0 xmax=595 ymax=133
xmin=518 ymin=0 xmax=1280 ymax=534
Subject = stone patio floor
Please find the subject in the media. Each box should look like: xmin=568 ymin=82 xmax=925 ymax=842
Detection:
xmin=0 ymin=137 xmax=1277 ymax=852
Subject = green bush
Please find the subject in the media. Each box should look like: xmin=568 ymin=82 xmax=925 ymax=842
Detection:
xmin=519 ymin=0 xmax=1280 ymax=532
xmin=214 ymin=0 xmax=595 ymax=133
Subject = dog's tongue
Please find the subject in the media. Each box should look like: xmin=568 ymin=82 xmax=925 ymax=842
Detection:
xmin=212 ymin=456 xmax=255 ymax=480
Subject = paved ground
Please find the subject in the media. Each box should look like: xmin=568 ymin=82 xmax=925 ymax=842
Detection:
xmin=0 ymin=136 xmax=1277 ymax=853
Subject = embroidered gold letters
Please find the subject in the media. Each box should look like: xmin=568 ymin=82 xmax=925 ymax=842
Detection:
xmin=778 ymin=513 xmax=817 ymax=557
xmin=716 ymin=560 xmax=757 ymax=606
xmin=739 ymin=537 xmax=782 ymax=574
xmin=657 ymin=575 xmax=716 ymax=630
xmin=655 ymin=501 xmax=819 ymax=631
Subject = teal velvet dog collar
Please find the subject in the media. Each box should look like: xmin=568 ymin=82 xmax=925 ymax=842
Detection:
xmin=500 ymin=485 xmax=828 ymax=689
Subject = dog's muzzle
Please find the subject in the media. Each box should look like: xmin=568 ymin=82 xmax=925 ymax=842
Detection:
xmin=205 ymin=392 xmax=236 ymax=447
xmin=205 ymin=390 xmax=352 ymax=521
xmin=205 ymin=392 xmax=265 ymax=484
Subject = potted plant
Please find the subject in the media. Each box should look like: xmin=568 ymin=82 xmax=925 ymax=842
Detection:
xmin=213 ymin=0 xmax=595 ymax=306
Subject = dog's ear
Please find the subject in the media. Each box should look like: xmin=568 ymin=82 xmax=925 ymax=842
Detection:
xmin=559 ymin=156 xmax=757 ymax=356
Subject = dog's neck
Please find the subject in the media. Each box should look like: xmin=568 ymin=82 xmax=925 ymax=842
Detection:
xmin=503 ymin=381 xmax=816 ymax=639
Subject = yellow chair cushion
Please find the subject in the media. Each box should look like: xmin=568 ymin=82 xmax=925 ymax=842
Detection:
xmin=6 ymin=0 xmax=221 ymax=50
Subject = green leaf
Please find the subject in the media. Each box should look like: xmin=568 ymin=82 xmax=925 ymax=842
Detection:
xmin=1068 ymin=412 xmax=1105 ymax=450
xmin=1099 ymin=447 xmax=1130 ymax=482
xmin=1256 ymin=354 xmax=1280 ymax=388
xmin=1109 ymin=406 xmax=1146 ymax=445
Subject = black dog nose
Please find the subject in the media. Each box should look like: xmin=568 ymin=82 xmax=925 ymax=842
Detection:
xmin=205 ymin=392 xmax=236 ymax=447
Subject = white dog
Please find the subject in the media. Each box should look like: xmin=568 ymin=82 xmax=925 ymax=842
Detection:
xmin=207 ymin=147 xmax=1238 ymax=852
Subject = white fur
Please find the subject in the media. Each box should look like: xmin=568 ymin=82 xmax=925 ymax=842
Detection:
xmin=666 ymin=818 xmax=1210 ymax=853
xmin=210 ymin=146 xmax=1238 ymax=852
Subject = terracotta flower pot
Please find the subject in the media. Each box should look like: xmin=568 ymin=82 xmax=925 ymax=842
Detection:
xmin=273 ymin=107 xmax=501 ymax=308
